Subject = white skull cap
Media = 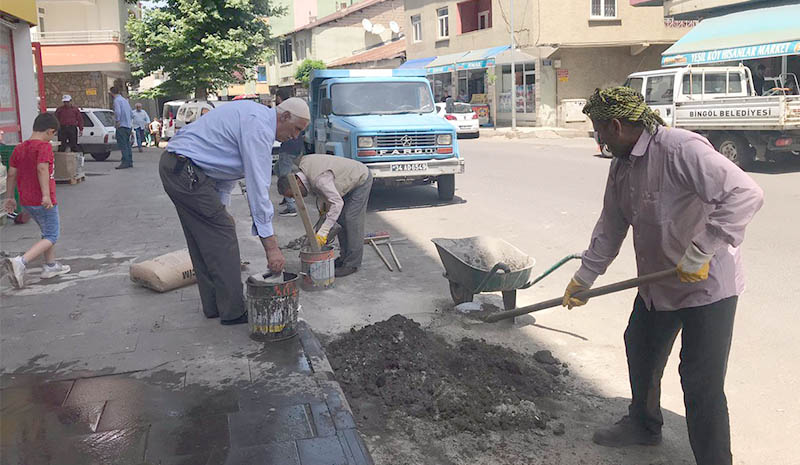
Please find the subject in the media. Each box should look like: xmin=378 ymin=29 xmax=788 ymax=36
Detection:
xmin=277 ymin=97 xmax=310 ymax=120
xmin=62 ymin=95 xmax=72 ymax=101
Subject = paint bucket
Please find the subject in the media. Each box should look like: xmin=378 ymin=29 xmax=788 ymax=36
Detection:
xmin=245 ymin=271 xmax=300 ymax=342
xmin=299 ymin=245 xmax=335 ymax=291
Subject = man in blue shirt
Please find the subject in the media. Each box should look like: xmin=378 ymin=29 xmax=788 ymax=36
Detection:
xmin=110 ymin=87 xmax=134 ymax=169
xmin=161 ymin=98 xmax=310 ymax=325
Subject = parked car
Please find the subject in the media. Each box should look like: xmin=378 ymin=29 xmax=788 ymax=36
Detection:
xmin=47 ymin=107 xmax=118 ymax=161
xmin=161 ymin=100 xmax=185 ymax=141
xmin=174 ymin=100 xmax=233 ymax=133
xmin=435 ymin=102 xmax=479 ymax=138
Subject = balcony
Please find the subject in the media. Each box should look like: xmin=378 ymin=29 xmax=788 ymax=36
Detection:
xmin=30 ymin=30 xmax=121 ymax=45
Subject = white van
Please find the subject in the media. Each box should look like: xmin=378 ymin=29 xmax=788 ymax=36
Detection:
xmin=174 ymin=100 xmax=233 ymax=133
xmin=624 ymin=66 xmax=753 ymax=126
xmin=161 ymin=100 xmax=185 ymax=141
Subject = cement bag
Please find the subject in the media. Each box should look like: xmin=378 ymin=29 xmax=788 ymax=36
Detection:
xmin=130 ymin=249 xmax=195 ymax=292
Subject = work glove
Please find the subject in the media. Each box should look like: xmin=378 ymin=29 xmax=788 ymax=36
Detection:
xmin=677 ymin=242 xmax=713 ymax=283
xmin=562 ymin=276 xmax=591 ymax=310
xmin=315 ymin=234 xmax=327 ymax=248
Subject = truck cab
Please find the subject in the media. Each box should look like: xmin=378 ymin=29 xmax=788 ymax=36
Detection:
xmin=307 ymin=69 xmax=464 ymax=200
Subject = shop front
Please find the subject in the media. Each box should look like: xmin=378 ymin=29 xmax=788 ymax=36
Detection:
xmin=1 ymin=5 xmax=40 ymax=144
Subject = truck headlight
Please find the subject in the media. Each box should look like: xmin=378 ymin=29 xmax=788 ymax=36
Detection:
xmin=437 ymin=134 xmax=452 ymax=145
xmin=357 ymin=136 xmax=375 ymax=148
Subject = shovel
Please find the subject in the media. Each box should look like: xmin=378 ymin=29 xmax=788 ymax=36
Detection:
xmin=483 ymin=268 xmax=677 ymax=323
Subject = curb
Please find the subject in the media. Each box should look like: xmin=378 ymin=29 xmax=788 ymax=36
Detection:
xmin=297 ymin=320 xmax=374 ymax=465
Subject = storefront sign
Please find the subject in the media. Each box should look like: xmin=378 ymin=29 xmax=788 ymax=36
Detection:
xmin=557 ymin=69 xmax=569 ymax=82
xmin=427 ymin=65 xmax=454 ymax=75
xmin=663 ymin=40 xmax=800 ymax=67
xmin=86 ymin=88 xmax=97 ymax=96
xmin=456 ymin=58 xmax=495 ymax=71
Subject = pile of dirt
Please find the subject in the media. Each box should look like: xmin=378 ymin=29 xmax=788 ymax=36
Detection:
xmin=327 ymin=315 xmax=568 ymax=434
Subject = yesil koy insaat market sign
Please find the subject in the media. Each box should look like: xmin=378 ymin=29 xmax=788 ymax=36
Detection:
xmin=663 ymin=41 xmax=800 ymax=67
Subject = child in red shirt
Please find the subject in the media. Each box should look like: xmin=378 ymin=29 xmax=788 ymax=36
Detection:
xmin=4 ymin=113 xmax=71 ymax=288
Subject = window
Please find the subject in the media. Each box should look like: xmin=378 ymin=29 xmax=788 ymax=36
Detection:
xmin=257 ymin=66 xmax=267 ymax=83
xmin=296 ymin=39 xmax=306 ymax=61
xmin=624 ymin=77 xmax=644 ymax=94
xmin=411 ymin=15 xmax=422 ymax=43
xmin=37 ymin=7 xmax=45 ymax=32
xmin=437 ymin=7 xmax=449 ymax=39
xmin=590 ymin=0 xmax=616 ymax=18
xmin=92 ymin=111 xmax=116 ymax=127
xmin=279 ymin=39 xmax=293 ymax=64
xmin=478 ymin=11 xmax=490 ymax=29
xmin=644 ymin=75 xmax=674 ymax=105
xmin=681 ymin=72 xmax=745 ymax=95
xmin=81 ymin=112 xmax=93 ymax=128
xmin=499 ymin=63 xmax=535 ymax=114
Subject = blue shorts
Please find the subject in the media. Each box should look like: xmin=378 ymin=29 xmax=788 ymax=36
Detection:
xmin=23 ymin=205 xmax=61 ymax=244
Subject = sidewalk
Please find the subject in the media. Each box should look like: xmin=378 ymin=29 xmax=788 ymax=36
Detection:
xmin=480 ymin=126 xmax=594 ymax=139
xmin=0 ymin=148 xmax=372 ymax=465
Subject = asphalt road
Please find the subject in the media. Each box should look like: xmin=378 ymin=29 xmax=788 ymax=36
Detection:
xmin=357 ymin=135 xmax=800 ymax=464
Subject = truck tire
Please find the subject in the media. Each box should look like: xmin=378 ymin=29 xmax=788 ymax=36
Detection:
xmin=91 ymin=152 xmax=111 ymax=161
xmin=437 ymin=174 xmax=455 ymax=201
xmin=715 ymin=134 xmax=754 ymax=170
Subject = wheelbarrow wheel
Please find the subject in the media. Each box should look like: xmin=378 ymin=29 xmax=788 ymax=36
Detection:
xmin=449 ymin=281 xmax=474 ymax=305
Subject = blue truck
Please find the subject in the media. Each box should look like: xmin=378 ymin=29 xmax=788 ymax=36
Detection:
xmin=305 ymin=69 xmax=465 ymax=200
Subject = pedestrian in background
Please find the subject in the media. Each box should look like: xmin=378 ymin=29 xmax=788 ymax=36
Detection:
xmin=3 ymin=113 xmax=71 ymax=289
xmin=54 ymin=95 xmax=83 ymax=152
xmin=131 ymin=103 xmax=151 ymax=153
xmin=563 ymin=86 xmax=764 ymax=465
xmin=110 ymin=87 xmax=133 ymax=169
xmin=149 ymin=118 xmax=162 ymax=147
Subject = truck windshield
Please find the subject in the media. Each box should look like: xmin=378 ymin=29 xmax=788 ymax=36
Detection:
xmin=331 ymin=82 xmax=435 ymax=115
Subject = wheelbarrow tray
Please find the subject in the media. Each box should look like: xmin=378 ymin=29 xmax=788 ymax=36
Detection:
xmin=432 ymin=237 xmax=535 ymax=293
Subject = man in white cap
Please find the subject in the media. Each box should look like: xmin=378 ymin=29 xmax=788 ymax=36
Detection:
xmin=160 ymin=98 xmax=309 ymax=325
xmin=54 ymin=95 xmax=83 ymax=152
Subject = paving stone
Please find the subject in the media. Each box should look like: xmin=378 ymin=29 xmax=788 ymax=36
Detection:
xmin=0 ymin=380 xmax=74 ymax=413
xmin=43 ymin=327 xmax=139 ymax=360
xmin=320 ymin=381 xmax=357 ymax=431
xmin=146 ymin=414 xmax=230 ymax=458
xmin=237 ymin=376 xmax=326 ymax=411
xmin=227 ymin=404 xmax=314 ymax=448
xmin=296 ymin=435 xmax=348 ymax=465
xmin=337 ymin=429 xmax=374 ymax=465
xmin=184 ymin=356 xmax=250 ymax=387
xmin=64 ymin=375 xmax=153 ymax=406
xmin=248 ymin=337 xmax=312 ymax=377
xmin=1 ymin=401 xmax=106 ymax=446
xmin=308 ymin=401 xmax=336 ymax=437
xmin=223 ymin=442 xmax=301 ymax=465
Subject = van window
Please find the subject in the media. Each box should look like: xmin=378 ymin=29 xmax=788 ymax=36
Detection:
xmin=645 ymin=75 xmax=674 ymax=105
xmin=177 ymin=106 xmax=187 ymax=119
xmin=728 ymin=73 xmax=743 ymax=93
xmin=681 ymin=74 xmax=703 ymax=95
xmin=624 ymin=77 xmax=644 ymax=94
xmin=163 ymin=104 xmax=180 ymax=120
xmin=704 ymin=73 xmax=727 ymax=94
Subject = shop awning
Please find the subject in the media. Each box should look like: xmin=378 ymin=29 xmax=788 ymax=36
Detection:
xmin=662 ymin=4 xmax=800 ymax=67
xmin=397 ymin=56 xmax=436 ymax=69
xmin=426 ymin=52 xmax=468 ymax=74
xmin=494 ymin=48 xmax=537 ymax=65
xmin=456 ymin=45 xmax=510 ymax=69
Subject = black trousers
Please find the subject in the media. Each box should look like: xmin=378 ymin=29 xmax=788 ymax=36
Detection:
xmin=625 ymin=294 xmax=737 ymax=465
xmin=58 ymin=125 xmax=80 ymax=152
xmin=158 ymin=151 xmax=245 ymax=321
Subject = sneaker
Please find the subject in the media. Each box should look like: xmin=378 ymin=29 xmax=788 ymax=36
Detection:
xmin=4 ymin=256 xmax=26 ymax=289
xmin=115 ymin=164 xmax=132 ymax=170
xmin=592 ymin=416 xmax=662 ymax=448
xmin=279 ymin=198 xmax=287 ymax=206
xmin=279 ymin=207 xmax=298 ymax=217
xmin=335 ymin=266 xmax=357 ymax=278
xmin=41 ymin=263 xmax=71 ymax=279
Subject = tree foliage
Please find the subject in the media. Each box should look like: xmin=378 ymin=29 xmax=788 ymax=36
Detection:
xmin=126 ymin=0 xmax=284 ymax=98
xmin=294 ymin=59 xmax=326 ymax=87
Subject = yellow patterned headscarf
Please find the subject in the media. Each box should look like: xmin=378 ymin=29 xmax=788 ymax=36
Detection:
xmin=583 ymin=86 xmax=665 ymax=134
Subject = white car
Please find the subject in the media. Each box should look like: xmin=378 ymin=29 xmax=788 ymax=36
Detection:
xmin=435 ymin=102 xmax=480 ymax=138
xmin=48 ymin=107 xmax=118 ymax=161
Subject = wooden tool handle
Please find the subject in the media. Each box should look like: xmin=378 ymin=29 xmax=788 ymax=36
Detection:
xmin=287 ymin=174 xmax=321 ymax=253
xmin=370 ymin=239 xmax=393 ymax=271
xmin=483 ymin=269 xmax=677 ymax=323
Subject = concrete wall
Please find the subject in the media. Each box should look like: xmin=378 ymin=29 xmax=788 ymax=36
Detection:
xmin=37 ymin=0 xmax=127 ymax=33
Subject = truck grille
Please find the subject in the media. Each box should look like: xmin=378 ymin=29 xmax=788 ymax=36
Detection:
xmin=376 ymin=133 xmax=437 ymax=148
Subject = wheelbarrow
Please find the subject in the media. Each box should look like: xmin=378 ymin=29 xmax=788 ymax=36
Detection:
xmin=431 ymin=237 xmax=581 ymax=312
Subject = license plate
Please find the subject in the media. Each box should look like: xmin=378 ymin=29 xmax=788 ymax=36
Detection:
xmin=391 ymin=163 xmax=428 ymax=172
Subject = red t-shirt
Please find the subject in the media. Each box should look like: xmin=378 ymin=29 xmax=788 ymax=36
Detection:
xmin=9 ymin=140 xmax=57 ymax=206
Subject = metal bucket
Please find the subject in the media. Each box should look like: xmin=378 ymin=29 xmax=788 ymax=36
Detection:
xmin=246 ymin=271 xmax=300 ymax=342
xmin=300 ymin=246 xmax=335 ymax=291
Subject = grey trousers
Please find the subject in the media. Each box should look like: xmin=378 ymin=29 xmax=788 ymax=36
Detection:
xmin=337 ymin=172 xmax=373 ymax=269
xmin=158 ymin=151 xmax=246 ymax=321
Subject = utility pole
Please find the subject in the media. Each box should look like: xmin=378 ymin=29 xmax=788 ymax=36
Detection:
xmin=510 ymin=0 xmax=516 ymax=130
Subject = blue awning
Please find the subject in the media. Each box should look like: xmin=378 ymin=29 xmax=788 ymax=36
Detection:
xmin=398 ymin=56 xmax=436 ymax=69
xmin=662 ymin=4 xmax=800 ymax=67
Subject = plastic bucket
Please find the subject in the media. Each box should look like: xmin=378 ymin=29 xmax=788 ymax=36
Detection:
xmin=300 ymin=246 xmax=335 ymax=291
xmin=246 ymin=272 xmax=300 ymax=342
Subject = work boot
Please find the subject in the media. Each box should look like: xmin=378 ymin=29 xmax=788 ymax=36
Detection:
xmin=335 ymin=266 xmax=357 ymax=278
xmin=592 ymin=416 xmax=662 ymax=448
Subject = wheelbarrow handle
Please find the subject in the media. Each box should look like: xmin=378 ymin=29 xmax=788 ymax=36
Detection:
xmin=483 ymin=268 xmax=677 ymax=323
xmin=474 ymin=262 xmax=510 ymax=294
xmin=520 ymin=253 xmax=582 ymax=290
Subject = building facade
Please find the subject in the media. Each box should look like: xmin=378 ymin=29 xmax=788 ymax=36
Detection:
xmin=33 ymin=0 xmax=137 ymax=109
xmin=404 ymin=0 xmax=690 ymax=127
xmin=1 ymin=0 xmax=41 ymax=143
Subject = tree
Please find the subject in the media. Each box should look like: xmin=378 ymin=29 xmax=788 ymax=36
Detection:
xmin=294 ymin=59 xmax=326 ymax=88
xmin=126 ymin=0 xmax=284 ymax=99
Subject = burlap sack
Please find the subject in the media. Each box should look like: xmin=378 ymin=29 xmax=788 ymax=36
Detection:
xmin=130 ymin=249 xmax=195 ymax=292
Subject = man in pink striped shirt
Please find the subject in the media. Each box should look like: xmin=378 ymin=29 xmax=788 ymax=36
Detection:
xmin=562 ymin=87 xmax=764 ymax=465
